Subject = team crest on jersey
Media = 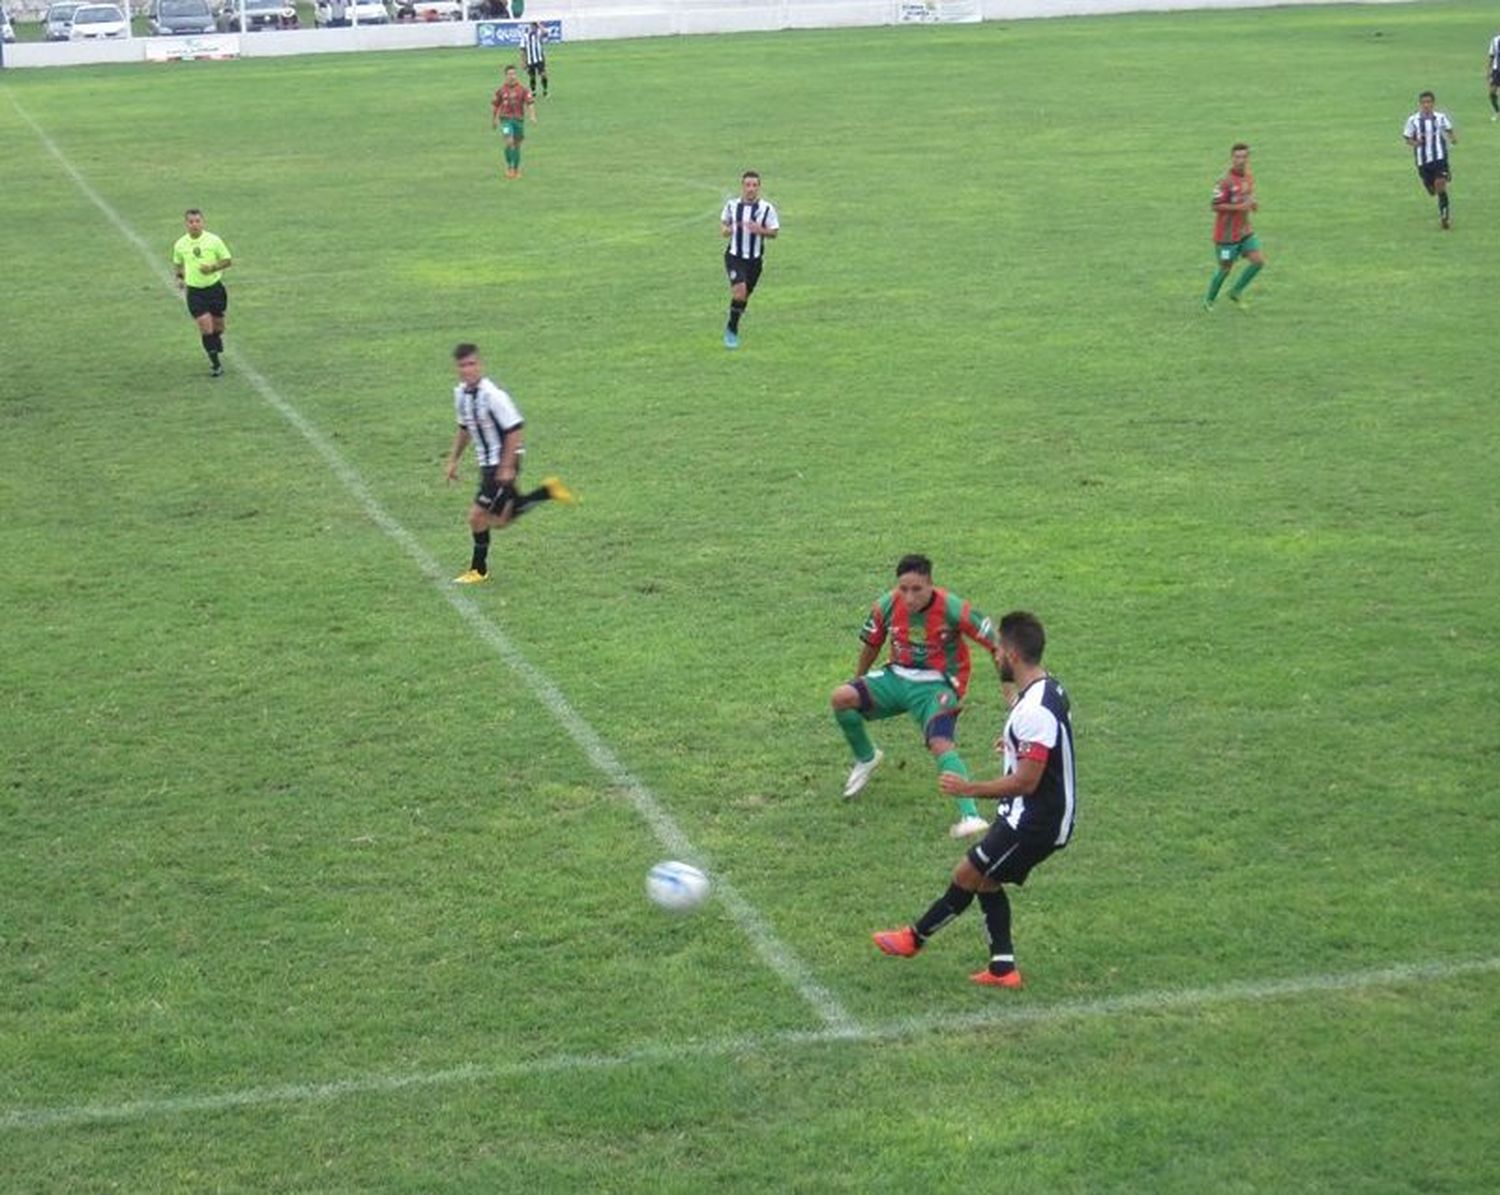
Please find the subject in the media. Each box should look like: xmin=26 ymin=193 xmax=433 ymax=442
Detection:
xmin=939 ymin=692 xmax=951 ymax=707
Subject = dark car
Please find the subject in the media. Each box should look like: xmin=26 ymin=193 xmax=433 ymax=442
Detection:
xmin=43 ymin=1 xmax=83 ymax=39
xmin=217 ymin=0 xmax=292 ymax=31
xmin=150 ymin=0 xmax=215 ymax=33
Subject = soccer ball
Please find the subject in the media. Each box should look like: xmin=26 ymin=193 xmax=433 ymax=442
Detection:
xmin=645 ymin=860 xmax=711 ymax=914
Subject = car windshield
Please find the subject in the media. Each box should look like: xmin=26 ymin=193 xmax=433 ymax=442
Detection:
xmin=74 ymin=6 xmax=121 ymax=20
xmin=49 ymin=3 xmax=82 ymax=17
xmin=162 ymin=0 xmax=207 ymax=13
xmin=243 ymin=0 xmax=282 ymax=10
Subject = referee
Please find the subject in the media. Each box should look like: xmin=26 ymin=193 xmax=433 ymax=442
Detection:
xmin=521 ymin=20 xmax=549 ymax=98
xmin=172 ymin=208 xmax=232 ymax=376
xmin=720 ymin=170 xmax=779 ymax=350
xmin=1403 ymin=90 xmax=1457 ymax=231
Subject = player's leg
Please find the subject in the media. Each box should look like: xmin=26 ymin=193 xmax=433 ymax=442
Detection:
xmin=455 ymin=501 xmax=494 ymax=583
xmin=502 ymin=128 xmax=518 ymax=177
xmin=1489 ymin=77 xmax=1498 ymax=117
xmin=1205 ymin=242 xmax=1237 ymax=308
xmin=724 ymin=255 xmax=749 ymax=347
xmin=921 ymin=703 xmax=986 ymax=837
xmin=1229 ymin=238 xmax=1264 ymax=303
xmin=511 ymin=126 xmax=525 ymax=176
xmin=833 ymin=671 xmax=906 ymax=797
xmin=872 ymin=854 xmax=996 ymax=960
xmin=540 ymin=63 xmax=549 ymax=96
xmin=1434 ymin=170 xmax=1451 ymax=228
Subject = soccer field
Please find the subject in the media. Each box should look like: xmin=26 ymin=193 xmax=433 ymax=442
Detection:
xmin=3 ymin=1 xmax=1498 ymax=1189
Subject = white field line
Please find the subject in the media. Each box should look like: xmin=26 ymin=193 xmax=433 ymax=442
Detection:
xmin=4 ymin=91 xmax=856 ymax=1036
xmin=3 ymin=955 xmax=1496 ymax=1132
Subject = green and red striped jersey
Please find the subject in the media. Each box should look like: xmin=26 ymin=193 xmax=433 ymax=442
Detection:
xmin=860 ymin=588 xmax=997 ymax=697
xmin=1211 ymin=169 xmax=1255 ymax=243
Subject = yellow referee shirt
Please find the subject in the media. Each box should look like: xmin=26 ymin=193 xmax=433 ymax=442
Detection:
xmin=172 ymin=230 xmax=231 ymax=289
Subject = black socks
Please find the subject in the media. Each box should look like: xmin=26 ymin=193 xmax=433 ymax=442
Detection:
xmin=727 ymin=299 xmax=747 ymax=332
xmin=470 ymin=529 xmax=491 ymax=574
xmin=978 ymin=889 xmax=1016 ymax=975
xmin=913 ymin=883 xmax=976 ymax=944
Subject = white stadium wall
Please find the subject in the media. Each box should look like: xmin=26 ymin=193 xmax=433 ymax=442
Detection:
xmin=1 ymin=0 xmax=1414 ymax=68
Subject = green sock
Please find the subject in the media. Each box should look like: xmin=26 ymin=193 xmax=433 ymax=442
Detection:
xmin=1229 ymin=262 xmax=1262 ymax=297
xmin=513 ymin=146 xmax=522 ymax=170
xmin=935 ymin=750 xmax=981 ymax=819
xmin=835 ymin=708 xmax=876 ymax=764
xmin=1206 ymin=267 xmax=1230 ymax=302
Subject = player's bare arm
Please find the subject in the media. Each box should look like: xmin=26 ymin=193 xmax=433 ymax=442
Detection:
xmin=445 ymin=427 xmax=471 ymax=481
xmin=745 ymin=222 xmax=778 ymax=238
xmin=854 ymin=640 xmax=880 ymax=677
xmin=497 ymin=427 xmax=524 ymax=483
xmin=938 ymin=754 xmax=1045 ymax=800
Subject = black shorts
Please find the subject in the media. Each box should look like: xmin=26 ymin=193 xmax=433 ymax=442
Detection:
xmin=1417 ymin=159 xmax=1451 ymax=190
xmin=475 ymin=463 xmax=522 ymax=514
xmin=725 ymin=253 xmax=764 ymax=296
xmin=966 ymin=820 xmax=1061 ymax=886
xmin=1490 ymin=68 xmax=1500 ymax=86
xmin=185 ymin=282 xmax=228 ymax=318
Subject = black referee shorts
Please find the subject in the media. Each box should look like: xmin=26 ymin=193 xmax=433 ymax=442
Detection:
xmin=186 ymin=282 xmax=228 ymax=318
xmin=475 ymin=463 xmax=522 ymax=515
xmin=1417 ymin=159 xmax=1451 ymax=192
xmin=966 ymin=821 xmax=1061 ymax=887
xmin=725 ymin=252 xmax=764 ymax=296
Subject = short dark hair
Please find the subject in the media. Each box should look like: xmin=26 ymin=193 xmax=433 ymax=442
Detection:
xmin=453 ymin=342 xmax=479 ymax=361
xmin=1230 ymin=142 xmax=1250 ymax=154
xmin=504 ymin=64 xmax=517 ymax=73
xmin=1419 ymin=90 xmax=1435 ymax=101
xmin=184 ymin=207 xmax=203 ymax=217
xmin=742 ymin=170 xmax=760 ymax=181
xmin=895 ymin=554 xmax=932 ymax=579
xmin=998 ymin=611 xmax=1046 ymax=664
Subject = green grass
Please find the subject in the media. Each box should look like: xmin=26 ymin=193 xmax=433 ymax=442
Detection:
xmin=3 ymin=2 xmax=1499 ymax=1189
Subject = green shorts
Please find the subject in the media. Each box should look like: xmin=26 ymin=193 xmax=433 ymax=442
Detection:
xmin=1215 ymin=233 xmax=1261 ymax=264
xmin=854 ymin=669 xmax=963 ymax=739
xmin=500 ymin=118 xmax=525 ymax=142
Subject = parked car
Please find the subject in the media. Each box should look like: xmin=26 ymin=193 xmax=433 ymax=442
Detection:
xmin=395 ymin=0 xmax=461 ymax=19
xmin=216 ymin=0 xmax=293 ymax=30
xmin=314 ymin=0 xmax=390 ymax=25
xmin=68 ymin=2 xmax=129 ymax=37
xmin=43 ymin=1 xmax=83 ymax=39
xmin=149 ymin=0 xmax=215 ymax=33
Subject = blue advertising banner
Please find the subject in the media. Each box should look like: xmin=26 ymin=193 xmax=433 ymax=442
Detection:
xmin=475 ymin=19 xmax=563 ymax=47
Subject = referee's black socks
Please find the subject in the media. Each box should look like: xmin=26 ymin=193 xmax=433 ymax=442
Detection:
xmin=471 ymin=529 xmax=491 ymax=574
xmin=727 ymin=299 xmax=747 ymax=333
xmin=913 ymin=883 xmax=975 ymax=944
xmin=200 ymin=333 xmax=220 ymax=368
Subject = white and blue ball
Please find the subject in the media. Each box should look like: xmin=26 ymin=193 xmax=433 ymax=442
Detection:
xmin=646 ymin=860 xmax=711 ymax=914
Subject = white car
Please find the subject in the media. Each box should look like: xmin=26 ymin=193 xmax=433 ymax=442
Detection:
xmin=1 ymin=7 xmax=15 ymax=41
xmin=315 ymin=0 xmax=390 ymax=24
xmin=68 ymin=2 xmax=129 ymax=36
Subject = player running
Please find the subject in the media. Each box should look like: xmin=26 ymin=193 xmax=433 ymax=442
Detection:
xmin=831 ymin=554 xmax=1011 ymax=839
xmin=720 ymin=170 xmax=779 ymax=349
xmin=491 ymin=64 xmax=537 ymax=179
xmin=1404 ymin=91 xmax=1457 ymax=230
xmin=873 ymin=611 xmax=1076 ymax=989
xmin=1204 ymin=142 xmax=1265 ymax=310
xmin=444 ymin=343 xmax=575 ymax=585
xmin=1486 ymin=32 xmax=1499 ymax=121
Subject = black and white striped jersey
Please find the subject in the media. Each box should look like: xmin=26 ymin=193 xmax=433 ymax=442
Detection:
xmin=996 ymin=676 xmax=1077 ymax=847
xmin=454 ymin=377 xmax=524 ymax=468
xmin=721 ymin=198 xmax=779 ymax=260
xmin=522 ymin=25 xmax=546 ymax=66
xmin=1403 ymin=109 xmax=1454 ymax=165
xmin=1489 ymin=34 xmax=1500 ymax=72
